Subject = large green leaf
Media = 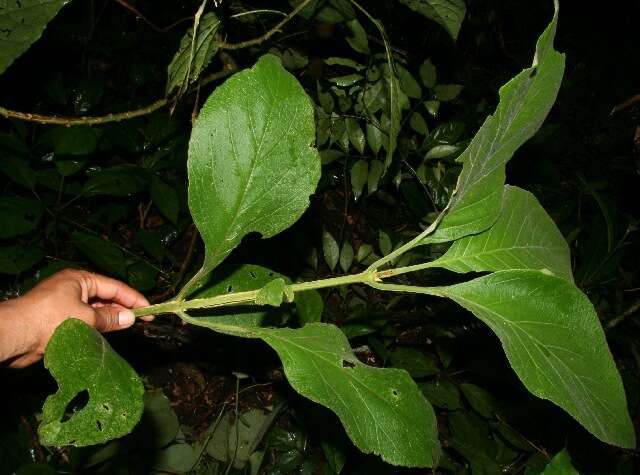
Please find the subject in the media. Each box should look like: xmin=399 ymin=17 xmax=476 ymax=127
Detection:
xmin=166 ymin=12 xmax=221 ymax=96
xmin=180 ymin=316 xmax=440 ymax=467
xmin=423 ymin=1 xmax=564 ymax=244
xmin=427 ymin=186 xmax=573 ymax=280
xmin=396 ymin=0 xmax=466 ymax=40
xmin=186 ymin=54 xmax=320 ymax=293
xmin=436 ymin=270 xmax=635 ymax=448
xmin=38 ymin=319 xmax=144 ymax=446
xmin=0 ymin=0 xmax=69 ymax=74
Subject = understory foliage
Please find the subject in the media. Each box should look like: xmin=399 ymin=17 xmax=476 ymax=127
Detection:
xmin=1 ymin=0 xmax=639 ymax=473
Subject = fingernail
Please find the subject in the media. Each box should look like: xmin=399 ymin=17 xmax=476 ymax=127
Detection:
xmin=118 ymin=309 xmax=135 ymax=327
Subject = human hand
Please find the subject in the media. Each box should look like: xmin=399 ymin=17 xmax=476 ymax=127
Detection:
xmin=0 ymin=269 xmax=153 ymax=368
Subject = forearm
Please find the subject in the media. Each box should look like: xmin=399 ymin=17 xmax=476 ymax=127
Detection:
xmin=0 ymin=298 xmax=31 ymax=365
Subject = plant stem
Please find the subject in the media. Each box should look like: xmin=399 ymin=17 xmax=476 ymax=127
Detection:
xmin=0 ymin=66 xmax=234 ymax=126
xmin=366 ymin=213 xmax=444 ymax=271
xmin=133 ymin=270 xmax=377 ymax=317
xmin=375 ymin=261 xmax=437 ymax=279
xmin=219 ymin=0 xmax=313 ymax=50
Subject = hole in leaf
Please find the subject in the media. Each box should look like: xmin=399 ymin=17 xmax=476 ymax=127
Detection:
xmin=102 ymin=404 xmax=111 ymax=412
xmin=96 ymin=420 xmax=103 ymax=431
xmin=342 ymin=360 xmax=355 ymax=368
xmin=227 ymin=285 xmax=233 ymax=293
xmin=62 ymin=389 xmax=89 ymax=422
xmin=249 ymin=271 xmax=257 ymax=279
xmin=392 ymin=389 xmax=399 ymax=397
xmin=268 ymin=272 xmax=274 ymax=277
xmin=529 ymin=67 xmax=538 ymax=78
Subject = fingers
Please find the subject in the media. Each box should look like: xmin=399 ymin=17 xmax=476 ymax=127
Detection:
xmin=81 ymin=272 xmax=150 ymax=309
xmin=93 ymin=306 xmax=136 ymax=332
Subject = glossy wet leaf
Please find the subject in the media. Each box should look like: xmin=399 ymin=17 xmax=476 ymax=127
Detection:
xmin=0 ymin=0 xmax=69 ymax=74
xmin=323 ymin=230 xmax=340 ymax=271
xmin=350 ymin=159 xmax=368 ymax=201
xmin=38 ymin=319 xmax=144 ymax=446
xmin=424 ymin=3 xmax=564 ymax=244
xmin=188 ymin=54 xmax=320 ymax=291
xmin=83 ymin=165 xmax=148 ymax=197
xmin=397 ymin=0 xmax=466 ymax=40
xmin=367 ymin=159 xmax=384 ymax=195
xmin=434 ymin=83 xmax=463 ymax=101
xmin=397 ymin=65 xmax=422 ymax=99
xmin=330 ymin=74 xmax=363 ymax=87
xmin=340 ymin=241 xmax=354 ymax=272
xmin=419 ymin=59 xmax=437 ymax=88
xmin=166 ymin=12 xmax=221 ymax=95
xmin=438 ymin=269 xmax=635 ymax=448
xmin=409 ymin=112 xmax=428 ymax=135
xmin=345 ymin=19 xmax=369 ymax=54
xmin=428 ymin=186 xmax=573 ymax=281
xmin=346 ymin=118 xmax=366 ymax=154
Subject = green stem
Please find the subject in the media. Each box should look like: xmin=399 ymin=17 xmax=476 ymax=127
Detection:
xmin=366 ymin=213 xmax=445 ymax=271
xmin=375 ymin=261 xmax=438 ymax=279
xmin=134 ymin=271 xmax=376 ymax=317
xmin=365 ymin=281 xmax=444 ymax=297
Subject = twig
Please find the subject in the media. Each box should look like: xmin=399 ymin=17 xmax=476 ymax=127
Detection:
xmin=219 ymin=0 xmax=312 ymax=50
xmin=176 ymin=224 xmax=200 ymax=289
xmin=606 ymin=300 xmax=640 ymax=330
xmin=611 ymin=94 xmax=640 ymax=115
xmin=19 ymin=415 xmax=46 ymax=463
xmin=153 ymin=224 xmax=200 ymax=301
xmin=113 ymin=0 xmax=194 ymax=33
xmin=0 ymin=66 xmax=234 ymax=126
xmin=0 ymin=0 xmax=311 ymax=126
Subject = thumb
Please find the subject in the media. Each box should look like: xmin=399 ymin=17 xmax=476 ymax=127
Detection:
xmin=94 ymin=306 xmax=136 ymax=332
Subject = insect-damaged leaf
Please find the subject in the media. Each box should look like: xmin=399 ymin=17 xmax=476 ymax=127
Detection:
xmin=38 ymin=319 xmax=144 ymax=446
xmin=423 ymin=0 xmax=564 ymax=244
xmin=177 ymin=315 xmax=441 ymax=468
xmin=186 ymin=54 xmax=320 ymax=294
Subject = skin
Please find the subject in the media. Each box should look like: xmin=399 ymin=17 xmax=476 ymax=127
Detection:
xmin=0 ymin=269 xmax=153 ymax=368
